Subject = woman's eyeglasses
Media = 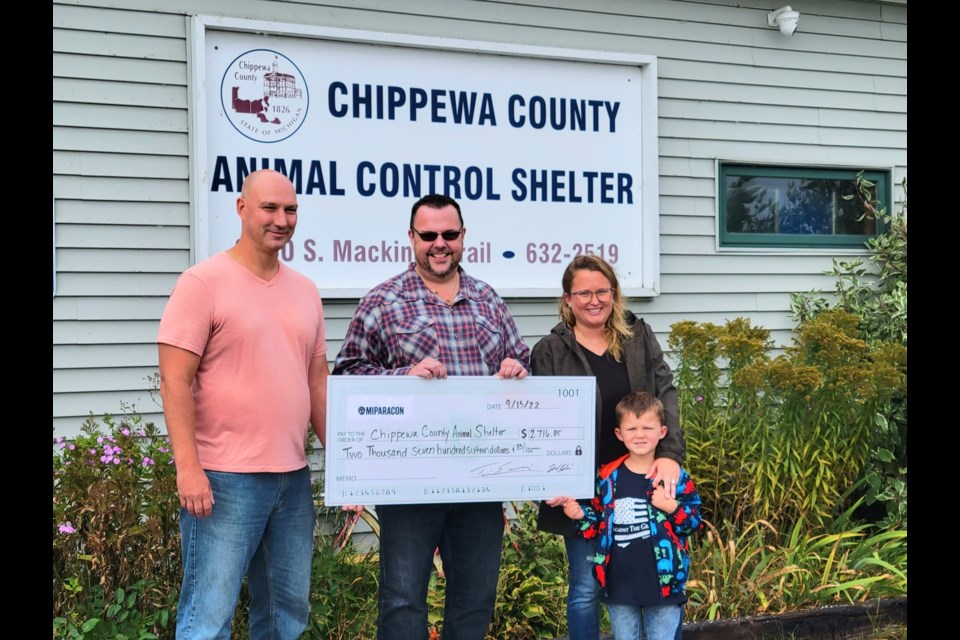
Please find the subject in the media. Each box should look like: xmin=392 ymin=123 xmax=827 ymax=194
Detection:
xmin=570 ymin=288 xmax=614 ymax=302
xmin=410 ymin=227 xmax=463 ymax=242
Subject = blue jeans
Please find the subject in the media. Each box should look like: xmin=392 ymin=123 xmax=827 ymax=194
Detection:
xmin=376 ymin=502 xmax=504 ymax=640
xmin=176 ymin=467 xmax=316 ymax=640
xmin=607 ymin=603 xmax=683 ymax=640
xmin=564 ymin=536 xmax=602 ymax=640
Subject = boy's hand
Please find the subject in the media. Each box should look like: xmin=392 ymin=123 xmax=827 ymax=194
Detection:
xmin=650 ymin=484 xmax=678 ymax=513
xmin=562 ymin=498 xmax=585 ymax=520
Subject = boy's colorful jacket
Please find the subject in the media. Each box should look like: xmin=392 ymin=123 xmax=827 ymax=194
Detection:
xmin=574 ymin=454 xmax=702 ymax=597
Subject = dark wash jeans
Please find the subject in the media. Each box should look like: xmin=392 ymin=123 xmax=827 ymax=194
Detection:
xmin=376 ymin=502 xmax=505 ymax=640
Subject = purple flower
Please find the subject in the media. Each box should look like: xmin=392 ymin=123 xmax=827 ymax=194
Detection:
xmin=58 ymin=522 xmax=76 ymax=535
xmin=97 ymin=436 xmax=104 ymax=444
xmin=142 ymin=457 xmax=155 ymax=467
xmin=68 ymin=444 xmax=75 ymax=450
xmin=89 ymin=448 xmax=97 ymax=455
xmin=696 ymin=395 xmax=704 ymax=403
xmin=112 ymin=458 xmax=121 ymax=465
xmin=120 ymin=428 xmax=130 ymax=436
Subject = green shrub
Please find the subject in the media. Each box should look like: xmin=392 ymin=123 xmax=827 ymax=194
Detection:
xmin=305 ymin=539 xmax=380 ymax=639
xmin=485 ymin=502 xmax=570 ymax=640
xmin=670 ymin=312 xmax=905 ymax=531
xmin=790 ymin=175 xmax=907 ymax=526
xmin=53 ymin=579 xmax=175 ymax=640
xmin=53 ymin=409 xmax=180 ymax=639
xmin=303 ymin=471 xmax=381 ymax=639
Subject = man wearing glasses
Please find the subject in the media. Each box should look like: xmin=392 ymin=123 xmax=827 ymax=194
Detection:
xmin=334 ymin=193 xmax=530 ymax=640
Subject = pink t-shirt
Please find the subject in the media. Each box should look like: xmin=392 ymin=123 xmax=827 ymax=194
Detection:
xmin=157 ymin=252 xmax=327 ymax=472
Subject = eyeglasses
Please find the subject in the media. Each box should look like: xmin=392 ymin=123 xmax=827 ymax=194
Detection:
xmin=410 ymin=227 xmax=463 ymax=242
xmin=570 ymin=288 xmax=614 ymax=302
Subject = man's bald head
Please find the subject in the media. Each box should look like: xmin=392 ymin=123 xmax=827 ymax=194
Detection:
xmin=240 ymin=169 xmax=292 ymax=199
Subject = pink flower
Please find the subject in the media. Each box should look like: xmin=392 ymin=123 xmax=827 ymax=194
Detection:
xmin=58 ymin=522 xmax=76 ymax=535
xmin=696 ymin=395 xmax=704 ymax=403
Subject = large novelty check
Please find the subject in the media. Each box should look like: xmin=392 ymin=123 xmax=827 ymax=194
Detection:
xmin=323 ymin=376 xmax=596 ymax=505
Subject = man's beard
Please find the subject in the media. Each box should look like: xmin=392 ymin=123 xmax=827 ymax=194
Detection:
xmin=418 ymin=249 xmax=460 ymax=279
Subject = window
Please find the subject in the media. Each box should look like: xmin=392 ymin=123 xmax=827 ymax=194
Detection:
xmin=719 ymin=165 xmax=889 ymax=249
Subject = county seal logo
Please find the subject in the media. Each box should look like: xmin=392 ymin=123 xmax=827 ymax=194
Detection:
xmin=220 ymin=49 xmax=309 ymax=143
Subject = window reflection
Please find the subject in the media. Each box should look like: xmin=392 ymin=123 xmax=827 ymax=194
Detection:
xmin=725 ymin=176 xmax=877 ymax=237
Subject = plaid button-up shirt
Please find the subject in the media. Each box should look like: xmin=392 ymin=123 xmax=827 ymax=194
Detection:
xmin=333 ymin=264 xmax=530 ymax=376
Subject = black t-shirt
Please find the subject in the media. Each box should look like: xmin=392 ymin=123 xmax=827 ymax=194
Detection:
xmin=581 ymin=347 xmax=631 ymax=468
xmin=605 ymin=465 xmax=688 ymax=607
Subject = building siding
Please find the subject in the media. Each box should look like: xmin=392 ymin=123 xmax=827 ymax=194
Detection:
xmin=52 ymin=0 xmax=907 ymax=436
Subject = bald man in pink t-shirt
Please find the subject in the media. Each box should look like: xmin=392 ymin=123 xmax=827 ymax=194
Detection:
xmin=157 ymin=169 xmax=327 ymax=639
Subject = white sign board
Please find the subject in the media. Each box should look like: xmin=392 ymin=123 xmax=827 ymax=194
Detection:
xmin=192 ymin=17 xmax=661 ymax=297
xmin=324 ymin=376 xmax=596 ymax=505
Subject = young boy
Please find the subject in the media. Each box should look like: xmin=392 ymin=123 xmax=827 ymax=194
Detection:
xmin=560 ymin=390 xmax=702 ymax=640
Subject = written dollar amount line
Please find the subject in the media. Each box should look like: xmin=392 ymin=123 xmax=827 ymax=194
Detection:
xmin=520 ymin=428 xmax=566 ymax=439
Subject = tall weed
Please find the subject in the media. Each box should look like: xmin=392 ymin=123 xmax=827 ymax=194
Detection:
xmin=686 ymin=510 xmax=907 ymax=622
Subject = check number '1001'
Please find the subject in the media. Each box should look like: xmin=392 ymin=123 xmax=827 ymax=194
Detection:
xmin=558 ymin=389 xmax=580 ymax=398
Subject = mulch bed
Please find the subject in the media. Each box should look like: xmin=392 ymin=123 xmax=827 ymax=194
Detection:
xmin=679 ymin=597 xmax=907 ymax=640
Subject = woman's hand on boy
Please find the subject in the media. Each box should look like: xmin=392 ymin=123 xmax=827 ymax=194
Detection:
xmin=646 ymin=457 xmax=681 ymax=499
